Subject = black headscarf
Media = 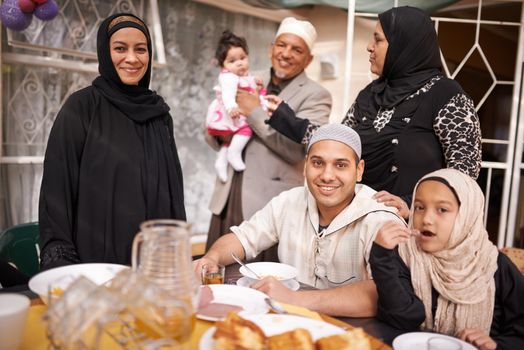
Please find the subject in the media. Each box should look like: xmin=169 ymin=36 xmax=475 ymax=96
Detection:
xmin=353 ymin=6 xmax=445 ymax=199
xmin=92 ymin=13 xmax=186 ymax=221
xmin=357 ymin=6 xmax=442 ymax=114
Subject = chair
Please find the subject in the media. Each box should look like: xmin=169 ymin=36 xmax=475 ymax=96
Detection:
xmin=0 ymin=222 xmax=40 ymax=277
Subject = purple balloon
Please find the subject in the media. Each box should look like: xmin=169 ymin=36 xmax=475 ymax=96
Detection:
xmin=0 ymin=0 xmax=32 ymax=31
xmin=34 ymin=0 xmax=58 ymax=21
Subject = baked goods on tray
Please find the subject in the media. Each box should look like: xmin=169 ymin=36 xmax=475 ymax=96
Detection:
xmin=212 ymin=312 xmax=371 ymax=350
xmin=213 ymin=312 xmax=265 ymax=350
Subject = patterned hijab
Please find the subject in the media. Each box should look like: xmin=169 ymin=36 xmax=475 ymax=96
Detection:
xmin=399 ymin=169 xmax=499 ymax=335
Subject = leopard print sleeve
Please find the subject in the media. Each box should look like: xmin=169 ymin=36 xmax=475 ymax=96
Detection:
xmin=342 ymin=102 xmax=359 ymax=128
xmin=433 ymin=93 xmax=482 ymax=179
xmin=301 ymin=122 xmax=320 ymax=145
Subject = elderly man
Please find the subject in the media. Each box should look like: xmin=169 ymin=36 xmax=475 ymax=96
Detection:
xmin=196 ymin=124 xmax=405 ymax=317
xmin=205 ymin=18 xmax=332 ymax=258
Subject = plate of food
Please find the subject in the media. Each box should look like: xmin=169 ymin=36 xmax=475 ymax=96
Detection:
xmin=197 ymin=284 xmax=270 ymax=321
xmin=393 ymin=332 xmax=477 ymax=350
xmin=239 ymin=262 xmax=298 ymax=282
xmin=199 ymin=313 xmax=371 ymax=349
xmin=236 ymin=276 xmax=300 ymax=291
xmin=29 ymin=263 xmax=129 ymax=303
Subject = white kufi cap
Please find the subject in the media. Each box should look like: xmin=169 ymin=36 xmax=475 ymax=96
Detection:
xmin=307 ymin=123 xmax=362 ymax=159
xmin=275 ymin=17 xmax=317 ymax=51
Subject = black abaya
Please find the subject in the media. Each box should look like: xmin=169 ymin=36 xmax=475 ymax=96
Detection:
xmin=39 ymin=14 xmax=186 ymax=269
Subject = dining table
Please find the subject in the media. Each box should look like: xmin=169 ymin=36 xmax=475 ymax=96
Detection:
xmin=7 ymin=263 xmax=400 ymax=350
xmin=225 ymin=264 xmax=403 ymax=347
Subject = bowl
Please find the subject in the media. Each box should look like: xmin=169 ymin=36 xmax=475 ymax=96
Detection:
xmin=29 ymin=263 xmax=129 ymax=304
xmin=239 ymin=262 xmax=297 ymax=282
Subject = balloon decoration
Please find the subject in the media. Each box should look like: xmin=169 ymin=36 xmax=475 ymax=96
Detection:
xmin=0 ymin=0 xmax=59 ymax=31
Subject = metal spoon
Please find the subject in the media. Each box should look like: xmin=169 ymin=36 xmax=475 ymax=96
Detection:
xmin=264 ymin=297 xmax=288 ymax=314
xmin=230 ymin=252 xmax=262 ymax=279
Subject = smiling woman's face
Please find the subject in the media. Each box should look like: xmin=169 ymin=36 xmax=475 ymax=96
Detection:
xmin=110 ymin=27 xmax=149 ymax=85
xmin=366 ymin=21 xmax=389 ymax=76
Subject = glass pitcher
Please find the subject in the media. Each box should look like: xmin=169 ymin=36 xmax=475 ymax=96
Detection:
xmin=131 ymin=219 xmax=199 ymax=342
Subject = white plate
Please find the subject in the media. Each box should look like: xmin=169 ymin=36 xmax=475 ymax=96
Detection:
xmin=236 ymin=276 xmax=300 ymax=291
xmin=199 ymin=314 xmax=345 ymax=349
xmin=393 ymin=332 xmax=477 ymax=350
xmin=29 ymin=263 xmax=128 ymax=303
xmin=196 ymin=284 xmax=269 ymax=321
xmin=239 ymin=262 xmax=298 ymax=280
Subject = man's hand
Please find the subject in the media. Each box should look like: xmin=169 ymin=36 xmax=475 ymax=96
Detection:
xmin=373 ymin=190 xmax=410 ymax=219
xmin=375 ymin=221 xmax=414 ymax=249
xmin=237 ymin=90 xmax=262 ymax=116
xmin=193 ymin=255 xmax=219 ymax=279
xmin=457 ymin=329 xmax=497 ymax=350
xmin=250 ymin=276 xmax=296 ymax=304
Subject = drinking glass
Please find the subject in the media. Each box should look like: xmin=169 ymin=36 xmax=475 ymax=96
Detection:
xmin=0 ymin=294 xmax=30 ymax=350
xmin=201 ymin=263 xmax=225 ymax=285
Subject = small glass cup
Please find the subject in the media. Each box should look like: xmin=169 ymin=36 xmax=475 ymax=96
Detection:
xmin=201 ymin=263 xmax=225 ymax=285
xmin=427 ymin=336 xmax=462 ymax=350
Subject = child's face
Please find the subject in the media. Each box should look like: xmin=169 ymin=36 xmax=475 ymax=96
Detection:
xmin=223 ymin=46 xmax=249 ymax=76
xmin=412 ymin=180 xmax=460 ymax=253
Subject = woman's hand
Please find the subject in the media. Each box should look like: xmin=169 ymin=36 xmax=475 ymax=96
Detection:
xmin=457 ymin=329 xmax=497 ymax=350
xmin=264 ymin=95 xmax=283 ymax=116
xmin=254 ymin=76 xmax=264 ymax=93
xmin=375 ymin=221 xmax=413 ymax=249
xmin=250 ymin=276 xmax=295 ymax=303
xmin=373 ymin=190 xmax=410 ymax=219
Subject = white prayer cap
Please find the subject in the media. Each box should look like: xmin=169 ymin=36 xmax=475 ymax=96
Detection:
xmin=275 ymin=17 xmax=317 ymax=51
xmin=307 ymin=123 xmax=362 ymax=159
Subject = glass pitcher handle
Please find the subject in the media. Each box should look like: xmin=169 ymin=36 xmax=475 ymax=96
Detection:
xmin=131 ymin=232 xmax=144 ymax=270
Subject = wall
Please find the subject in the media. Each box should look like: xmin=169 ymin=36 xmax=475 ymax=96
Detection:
xmin=305 ymin=7 xmax=376 ymax=122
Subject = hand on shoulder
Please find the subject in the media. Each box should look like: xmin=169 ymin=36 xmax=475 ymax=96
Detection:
xmin=373 ymin=190 xmax=410 ymax=219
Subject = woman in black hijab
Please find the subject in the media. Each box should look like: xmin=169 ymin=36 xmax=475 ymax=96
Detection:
xmin=267 ymin=6 xmax=481 ymax=218
xmin=39 ymin=13 xmax=186 ymax=269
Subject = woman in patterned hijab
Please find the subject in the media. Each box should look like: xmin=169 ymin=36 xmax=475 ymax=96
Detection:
xmin=370 ymin=169 xmax=524 ymax=350
xmin=266 ymin=6 xmax=482 ymax=220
